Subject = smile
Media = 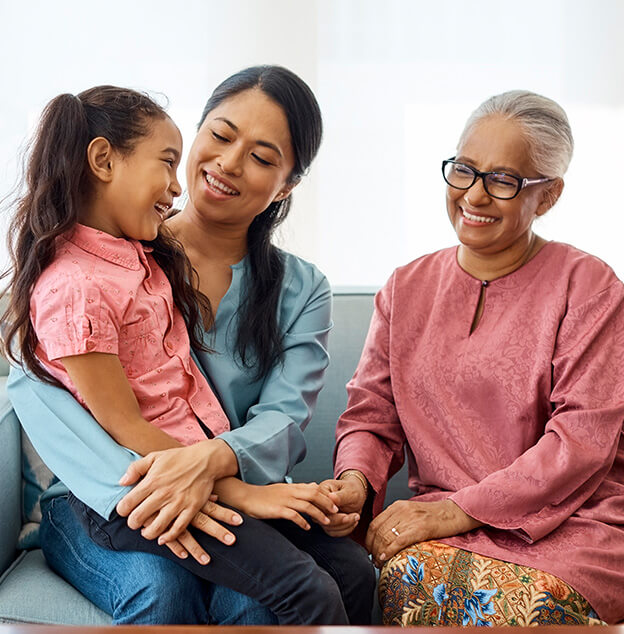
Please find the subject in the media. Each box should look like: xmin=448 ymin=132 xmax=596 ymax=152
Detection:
xmin=462 ymin=209 xmax=497 ymax=224
xmin=154 ymin=202 xmax=170 ymax=220
xmin=204 ymin=172 xmax=239 ymax=196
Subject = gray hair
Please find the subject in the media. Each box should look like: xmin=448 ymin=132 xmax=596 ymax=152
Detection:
xmin=459 ymin=90 xmax=574 ymax=178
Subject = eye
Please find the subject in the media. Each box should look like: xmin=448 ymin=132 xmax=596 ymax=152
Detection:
xmin=252 ymin=153 xmax=273 ymax=166
xmin=163 ymin=158 xmax=175 ymax=166
xmin=489 ymin=173 xmax=518 ymax=188
xmin=212 ymin=131 xmax=230 ymax=142
xmin=452 ymin=164 xmax=474 ymax=176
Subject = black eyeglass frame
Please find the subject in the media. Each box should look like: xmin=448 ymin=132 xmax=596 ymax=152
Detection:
xmin=441 ymin=157 xmax=554 ymax=200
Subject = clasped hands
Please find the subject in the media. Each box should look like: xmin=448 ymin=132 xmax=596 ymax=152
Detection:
xmin=114 ymin=445 xmax=481 ymax=569
xmin=317 ymin=475 xmax=483 ymax=566
xmin=114 ymin=440 xmax=349 ymax=565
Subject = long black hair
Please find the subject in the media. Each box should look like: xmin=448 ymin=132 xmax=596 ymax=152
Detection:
xmin=199 ymin=66 xmax=323 ymax=378
xmin=1 ymin=85 xmax=211 ymax=384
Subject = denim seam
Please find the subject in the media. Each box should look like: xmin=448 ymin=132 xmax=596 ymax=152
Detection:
xmin=45 ymin=501 xmax=122 ymax=609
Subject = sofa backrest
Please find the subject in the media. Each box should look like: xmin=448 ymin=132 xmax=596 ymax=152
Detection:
xmin=291 ymin=291 xmax=411 ymax=506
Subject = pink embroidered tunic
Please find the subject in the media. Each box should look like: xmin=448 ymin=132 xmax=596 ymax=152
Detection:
xmin=334 ymin=242 xmax=624 ymax=623
xmin=30 ymin=224 xmax=229 ymax=446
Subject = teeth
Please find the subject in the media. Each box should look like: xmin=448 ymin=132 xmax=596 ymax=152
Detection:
xmin=205 ymin=173 xmax=238 ymax=195
xmin=154 ymin=203 xmax=170 ymax=219
xmin=462 ymin=209 xmax=496 ymax=224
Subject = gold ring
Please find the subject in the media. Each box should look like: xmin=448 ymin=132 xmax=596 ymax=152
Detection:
xmin=391 ymin=526 xmax=400 ymax=537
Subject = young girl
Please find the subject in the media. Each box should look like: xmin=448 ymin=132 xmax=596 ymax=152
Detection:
xmin=1 ymin=85 xmax=372 ymax=625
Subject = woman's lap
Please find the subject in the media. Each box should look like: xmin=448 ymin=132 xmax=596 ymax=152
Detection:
xmin=39 ymin=495 xmax=277 ymax=625
xmin=379 ymin=540 xmax=604 ymax=627
xmin=66 ymin=494 xmax=375 ymax=625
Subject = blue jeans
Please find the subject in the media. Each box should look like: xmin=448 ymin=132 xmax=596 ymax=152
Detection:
xmin=39 ymin=495 xmax=278 ymax=625
xmin=68 ymin=493 xmax=375 ymax=625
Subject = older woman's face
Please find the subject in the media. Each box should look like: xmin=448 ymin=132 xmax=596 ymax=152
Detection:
xmin=446 ymin=115 xmax=549 ymax=256
xmin=185 ymin=88 xmax=295 ymax=228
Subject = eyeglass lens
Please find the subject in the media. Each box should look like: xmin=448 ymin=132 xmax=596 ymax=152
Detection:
xmin=443 ymin=162 xmax=520 ymax=199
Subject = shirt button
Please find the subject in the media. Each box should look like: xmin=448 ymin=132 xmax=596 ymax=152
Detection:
xmin=86 ymin=341 xmax=96 ymax=351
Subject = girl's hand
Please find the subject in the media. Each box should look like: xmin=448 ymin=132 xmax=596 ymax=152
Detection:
xmin=116 ymin=439 xmax=238 ymax=541
xmin=142 ymin=497 xmax=243 ymax=566
xmin=365 ymin=499 xmax=483 ymax=567
xmin=239 ymin=482 xmax=340 ymax=531
xmin=317 ymin=477 xmax=367 ymax=537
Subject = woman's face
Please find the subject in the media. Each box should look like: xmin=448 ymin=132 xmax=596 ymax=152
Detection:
xmin=446 ymin=115 xmax=552 ymax=256
xmin=185 ymin=88 xmax=295 ymax=228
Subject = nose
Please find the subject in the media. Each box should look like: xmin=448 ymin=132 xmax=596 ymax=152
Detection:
xmin=218 ymin=143 xmax=244 ymax=176
xmin=463 ymin=175 xmax=491 ymax=207
xmin=170 ymin=172 xmax=182 ymax=199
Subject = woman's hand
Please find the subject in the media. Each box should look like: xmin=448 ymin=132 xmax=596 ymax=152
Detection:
xmin=116 ymin=438 xmax=238 ymax=542
xmin=366 ymin=498 xmax=483 ymax=566
xmin=318 ymin=476 xmax=368 ymax=537
xmin=236 ymin=482 xmax=340 ymax=531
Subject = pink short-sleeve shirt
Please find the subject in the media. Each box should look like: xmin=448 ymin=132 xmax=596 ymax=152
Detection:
xmin=30 ymin=223 xmax=229 ymax=446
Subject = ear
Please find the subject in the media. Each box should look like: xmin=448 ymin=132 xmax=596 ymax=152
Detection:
xmin=273 ymin=180 xmax=298 ymax=203
xmin=86 ymin=137 xmax=115 ymax=183
xmin=535 ymin=178 xmax=564 ymax=217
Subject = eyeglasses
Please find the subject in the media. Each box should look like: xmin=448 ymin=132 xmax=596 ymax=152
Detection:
xmin=441 ymin=157 xmax=554 ymax=200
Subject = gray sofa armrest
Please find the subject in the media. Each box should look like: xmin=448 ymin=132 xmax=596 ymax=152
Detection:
xmin=0 ymin=377 xmax=21 ymax=576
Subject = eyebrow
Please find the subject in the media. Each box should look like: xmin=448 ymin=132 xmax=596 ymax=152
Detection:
xmin=162 ymin=147 xmax=181 ymax=159
xmin=214 ymin=117 xmax=283 ymax=157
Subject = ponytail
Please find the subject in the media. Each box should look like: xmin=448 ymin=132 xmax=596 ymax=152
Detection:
xmin=1 ymin=94 xmax=92 ymax=383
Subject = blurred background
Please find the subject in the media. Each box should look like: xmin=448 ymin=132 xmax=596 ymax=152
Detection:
xmin=1 ymin=0 xmax=623 ymax=288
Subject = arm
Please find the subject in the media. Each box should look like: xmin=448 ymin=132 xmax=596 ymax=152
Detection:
xmin=216 ymin=271 xmax=333 ymax=484
xmin=7 ymin=363 xmax=137 ymax=519
xmin=332 ymin=275 xmax=407 ymax=520
xmin=449 ymin=280 xmax=624 ymax=543
xmin=60 ymin=352 xmax=240 ymax=541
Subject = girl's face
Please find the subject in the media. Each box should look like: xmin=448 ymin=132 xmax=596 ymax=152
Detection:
xmin=94 ymin=116 xmax=183 ymax=241
xmin=185 ymin=88 xmax=296 ymax=229
xmin=446 ymin=116 xmax=552 ymax=257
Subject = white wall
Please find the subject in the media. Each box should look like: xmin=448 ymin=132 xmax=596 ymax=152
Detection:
xmin=2 ymin=0 xmax=623 ymax=289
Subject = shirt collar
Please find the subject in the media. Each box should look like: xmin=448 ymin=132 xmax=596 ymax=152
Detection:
xmin=64 ymin=224 xmax=151 ymax=270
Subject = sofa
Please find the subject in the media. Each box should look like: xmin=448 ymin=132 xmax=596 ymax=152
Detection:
xmin=0 ymin=290 xmax=411 ymax=625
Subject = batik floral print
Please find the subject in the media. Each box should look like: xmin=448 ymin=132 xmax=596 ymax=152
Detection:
xmin=379 ymin=541 xmax=605 ymax=627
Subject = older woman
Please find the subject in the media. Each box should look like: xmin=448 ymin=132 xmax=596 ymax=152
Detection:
xmin=325 ymin=91 xmax=624 ymax=626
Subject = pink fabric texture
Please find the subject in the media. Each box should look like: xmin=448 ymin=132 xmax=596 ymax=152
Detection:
xmin=31 ymin=223 xmax=229 ymax=446
xmin=334 ymin=241 xmax=624 ymax=623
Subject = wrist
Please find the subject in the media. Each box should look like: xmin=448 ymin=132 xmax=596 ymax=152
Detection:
xmin=339 ymin=469 xmax=369 ymax=508
xmin=197 ymin=439 xmax=239 ymax=480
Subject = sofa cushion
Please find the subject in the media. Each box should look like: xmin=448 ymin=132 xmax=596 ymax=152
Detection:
xmin=0 ymin=549 xmax=110 ymax=624
xmin=18 ymin=430 xmax=57 ymax=549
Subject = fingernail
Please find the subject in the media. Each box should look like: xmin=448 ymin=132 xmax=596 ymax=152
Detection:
xmin=354 ymin=514 xmax=360 ymax=521
xmin=304 ymin=524 xmax=310 ymax=531
xmin=224 ymin=534 xmax=235 ymax=545
xmin=332 ymin=505 xmax=339 ymax=513
xmin=200 ymin=555 xmax=210 ymax=564
xmin=232 ymin=514 xmax=243 ymax=525
xmin=323 ymin=516 xmax=330 ymax=524
xmin=157 ymin=537 xmax=165 ymax=545
xmin=179 ymin=550 xmax=188 ymax=559
xmin=380 ymin=553 xmax=386 ymax=561
xmin=118 ymin=475 xmax=129 ymax=485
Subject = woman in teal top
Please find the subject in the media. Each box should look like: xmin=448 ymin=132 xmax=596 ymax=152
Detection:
xmin=7 ymin=66 xmax=374 ymax=625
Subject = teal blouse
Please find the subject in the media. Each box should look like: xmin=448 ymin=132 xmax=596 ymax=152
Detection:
xmin=8 ymin=251 xmax=332 ymax=519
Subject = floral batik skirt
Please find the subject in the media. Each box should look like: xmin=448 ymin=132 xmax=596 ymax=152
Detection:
xmin=379 ymin=541 xmax=605 ymax=627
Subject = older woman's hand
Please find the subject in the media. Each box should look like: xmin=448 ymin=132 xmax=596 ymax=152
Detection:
xmin=318 ymin=476 xmax=368 ymax=537
xmin=366 ymin=499 xmax=483 ymax=566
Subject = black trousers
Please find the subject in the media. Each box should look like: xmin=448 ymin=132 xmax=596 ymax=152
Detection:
xmin=68 ymin=493 xmax=376 ymax=625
